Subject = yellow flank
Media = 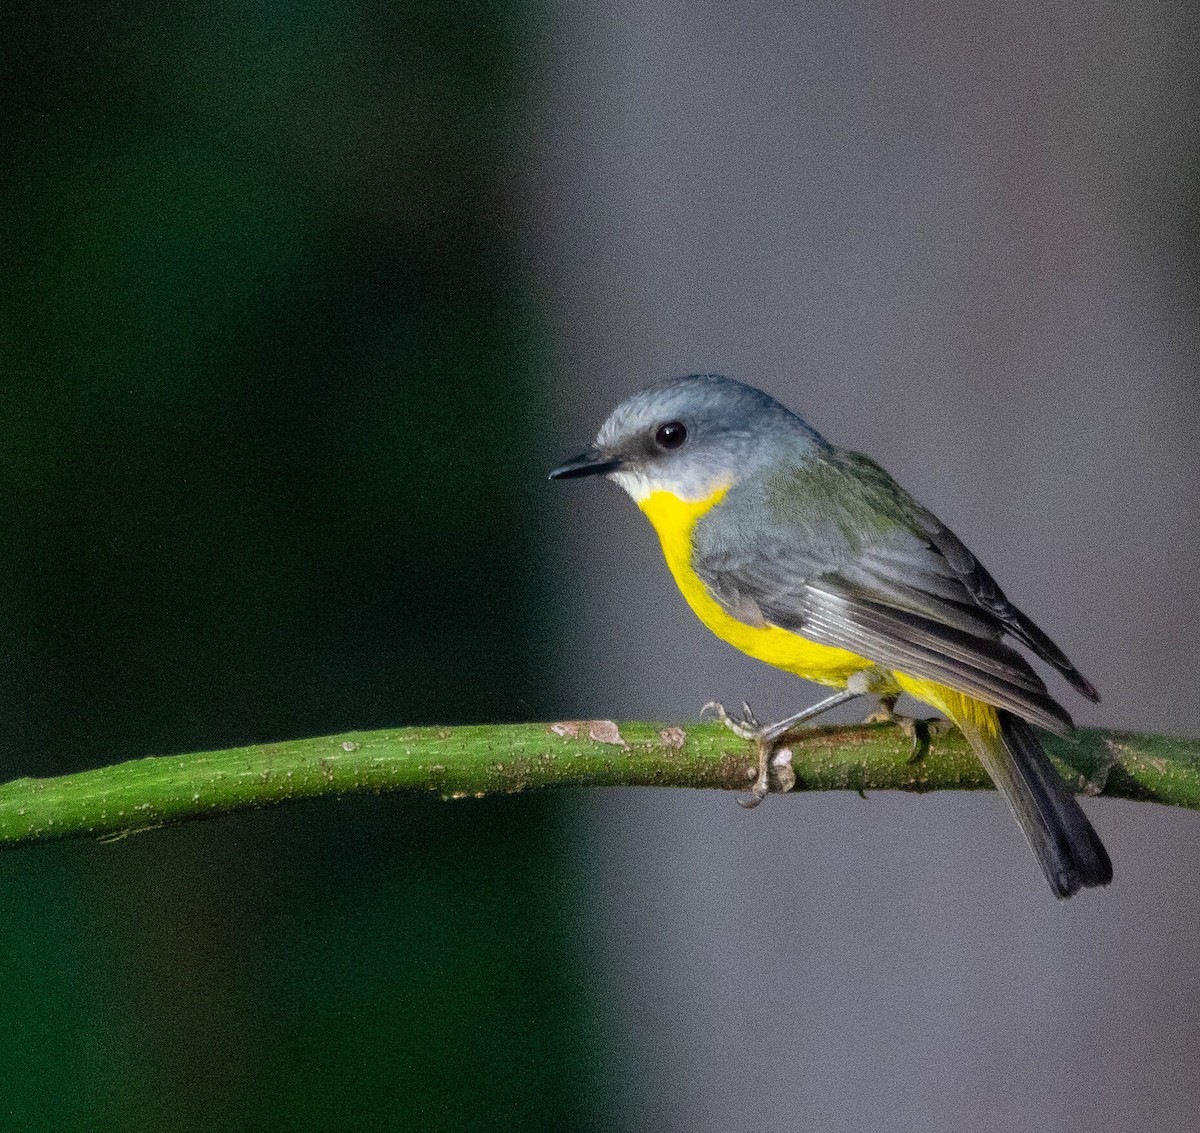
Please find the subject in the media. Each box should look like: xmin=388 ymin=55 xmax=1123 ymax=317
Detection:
xmin=892 ymin=674 xmax=1000 ymax=735
xmin=637 ymin=487 xmax=875 ymax=689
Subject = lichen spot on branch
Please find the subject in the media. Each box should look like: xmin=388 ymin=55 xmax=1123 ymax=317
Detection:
xmin=548 ymin=720 xmax=630 ymax=749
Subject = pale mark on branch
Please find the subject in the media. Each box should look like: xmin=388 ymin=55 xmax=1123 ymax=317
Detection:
xmin=1085 ymin=737 xmax=1121 ymax=796
xmin=771 ymin=746 xmax=797 ymax=793
xmin=588 ymin=720 xmax=628 ymax=749
xmin=549 ymin=720 xmax=629 ymax=748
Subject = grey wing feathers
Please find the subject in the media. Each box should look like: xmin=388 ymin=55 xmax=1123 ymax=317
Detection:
xmin=702 ymin=552 xmax=1074 ymax=734
xmin=907 ymin=507 xmax=1100 ymax=702
xmin=693 ymin=451 xmax=1095 ymax=731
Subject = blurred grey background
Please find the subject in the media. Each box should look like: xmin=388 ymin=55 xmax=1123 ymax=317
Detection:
xmin=534 ymin=2 xmax=1200 ymax=1130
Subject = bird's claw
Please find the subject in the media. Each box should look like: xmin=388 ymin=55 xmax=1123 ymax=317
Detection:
xmin=737 ymin=764 xmax=771 ymax=809
xmin=865 ymin=696 xmax=941 ymax=763
xmin=701 ymin=699 xmax=764 ymax=742
xmin=703 ymin=700 xmax=779 ymax=806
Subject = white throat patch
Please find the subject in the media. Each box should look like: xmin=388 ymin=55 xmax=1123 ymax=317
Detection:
xmin=609 ymin=468 xmax=726 ymax=504
xmin=609 ymin=468 xmax=658 ymax=502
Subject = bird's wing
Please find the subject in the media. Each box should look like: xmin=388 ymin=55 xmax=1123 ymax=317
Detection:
xmin=691 ymin=451 xmax=1090 ymax=733
xmin=900 ymin=498 xmax=1099 ymax=701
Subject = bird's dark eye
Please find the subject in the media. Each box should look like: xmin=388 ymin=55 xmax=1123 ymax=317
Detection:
xmin=655 ymin=421 xmax=688 ymax=450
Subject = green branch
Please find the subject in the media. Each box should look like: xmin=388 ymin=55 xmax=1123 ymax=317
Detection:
xmin=0 ymin=720 xmax=1195 ymax=850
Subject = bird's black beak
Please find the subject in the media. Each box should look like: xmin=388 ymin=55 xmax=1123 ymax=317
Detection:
xmin=548 ymin=449 xmax=622 ymax=480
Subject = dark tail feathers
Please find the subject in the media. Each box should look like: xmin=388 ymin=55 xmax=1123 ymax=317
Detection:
xmin=968 ymin=711 xmax=1112 ymax=898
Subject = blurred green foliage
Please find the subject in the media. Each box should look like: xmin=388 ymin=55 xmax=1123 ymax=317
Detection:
xmin=0 ymin=1 xmax=593 ymax=1128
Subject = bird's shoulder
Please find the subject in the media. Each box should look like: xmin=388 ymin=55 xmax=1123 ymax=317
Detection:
xmin=693 ymin=445 xmax=924 ymax=568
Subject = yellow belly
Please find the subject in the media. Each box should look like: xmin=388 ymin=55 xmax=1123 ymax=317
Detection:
xmin=638 ymin=487 xmax=876 ymax=688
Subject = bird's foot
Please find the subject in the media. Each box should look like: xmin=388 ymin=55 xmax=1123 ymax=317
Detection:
xmin=701 ymin=699 xmax=763 ymax=741
xmin=864 ymin=695 xmax=944 ymax=763
xmin=702 ymin=701 xmax=793 ymax=807
xmin=863 ymin=693 xmax=902 ymax=727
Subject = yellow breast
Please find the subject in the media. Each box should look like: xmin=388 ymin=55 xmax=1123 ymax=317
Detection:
xmin=637 ymin=487 xmax=875 ymax=688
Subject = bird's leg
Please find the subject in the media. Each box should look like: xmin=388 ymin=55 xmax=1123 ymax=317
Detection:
xmin=703 ymin=688 xmax=864 ymax=807
xmin=864 ymin=694 xmax=942 ymax=763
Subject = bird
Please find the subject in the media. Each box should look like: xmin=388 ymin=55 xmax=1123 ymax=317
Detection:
xmin=549 ymin=373 xmax=1111 ymax=897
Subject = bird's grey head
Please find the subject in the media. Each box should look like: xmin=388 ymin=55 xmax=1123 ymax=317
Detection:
xmin=549 ymin=374 xmax=825 ymax=502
